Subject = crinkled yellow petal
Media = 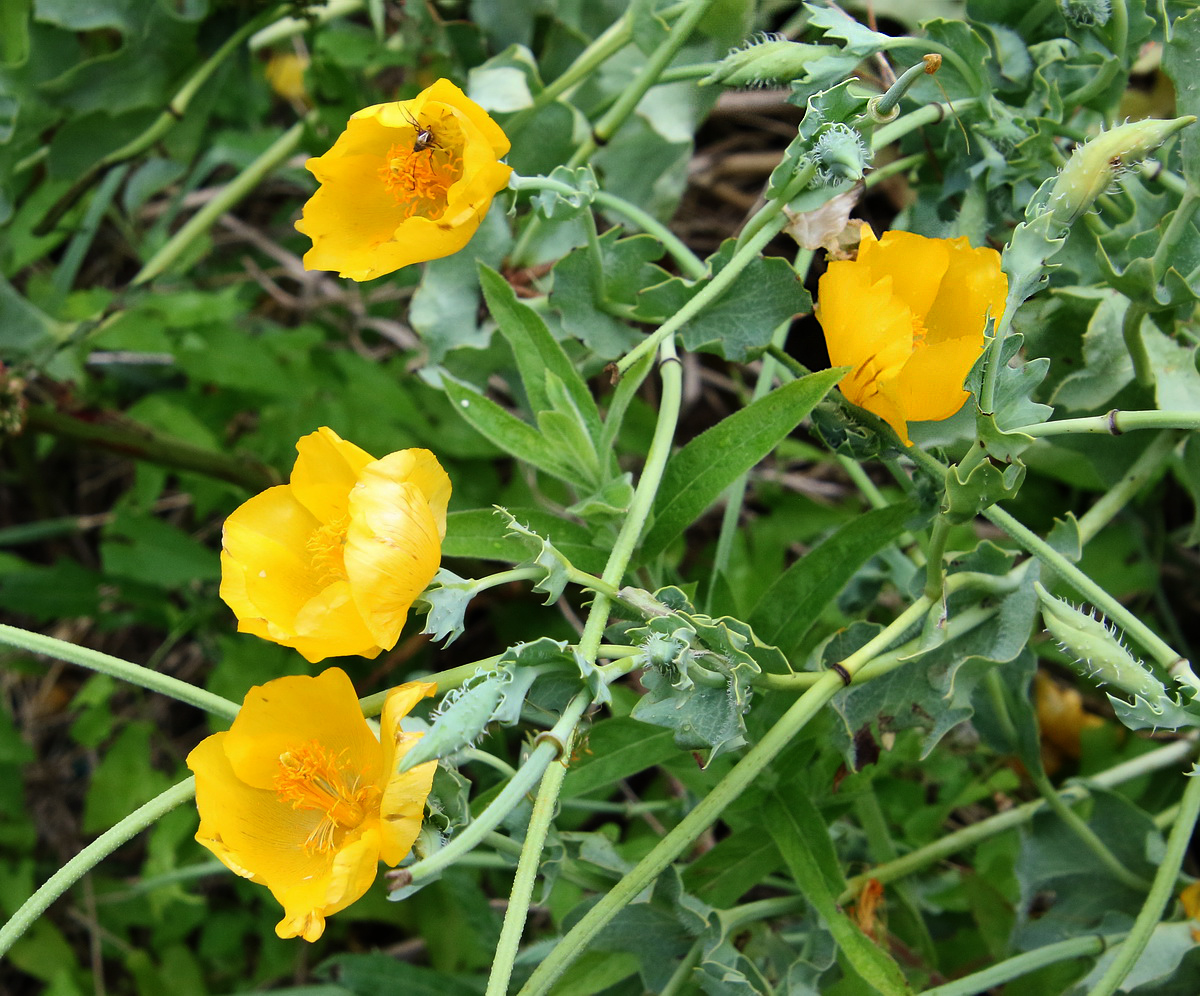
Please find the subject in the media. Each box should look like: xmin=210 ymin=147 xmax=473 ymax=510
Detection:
xmin=222 ymin=668 xmax=381 ymax=791
xmin=816 ymin=262 xmax=912 ymax=377
xmin=378 ymin=681 xmax=437 ymax=866
xmin=859 ymin=228 xmax=949 ymax=322
xmin=290 ymin=427 xmax=374 ymax=524
xmin=923 ymin=237 xmax=1008 ymax=346
xmin=890 ymin=336 xmax=984 ymax=423
xmin=286 ymin=579 xmax=382 ymax=662
xmin=274 ymin=828 xmax=383 ymax=942
xmin=369 ymin=448 xmax=451 ymax=538
xmin=414 ymin=77 xmax=511 ymax=157
xmin=221 ymin=486 xmax=323 ymax=635
xmin=345 ymin=475 xmax=441 ymax=649
xmin=217 ymin=551 xmax=273 ymax=642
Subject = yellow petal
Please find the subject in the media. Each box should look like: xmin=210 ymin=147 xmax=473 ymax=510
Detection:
xmin=221 ymin=486 xmax=324 ymax=635
xmin=416 ymin=77 xmax=511 ymax=157
xmin=290 ymin=427 xmax=375 ymax=524
xmin=287 ymin=579 xmax=382 ymax=661
xmin=370 ymin=448 xmax=451 ymax=537
xmin=274 ymin=828 xmax=383 ymax=941
xmin=345 ymin=475 xmax=442 ymax=649
xmin=924 ymin=237 xmax=1008 ymax=345
xmin=378 ymin=681 xmax=438 ymax=866
xmin=221 ymin=668 xmax=381 ymax=791
xmin=859 ymin=228 xmax=949 ymax=322
xmin=890 ymin=336 xmax=984 ymax=423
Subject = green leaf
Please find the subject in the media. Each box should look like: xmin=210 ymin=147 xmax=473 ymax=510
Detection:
xmin=442 ymin=508 xmax=607 ymax=575
xmin=1144 ymin=327 xmax=1200 ymax=412
xmin=634 ymin=239 xmax=812 ymax=361
xmin=561 ymin=718 xmax=679 ymax=798
xmin=641 ymin=369 xmax=842 ymax=560
xmin=479 ymin=264 xmax=601 ymax=437
xmin=319 ymin=952 xmax=482 ymax=996
xmin=0 ymin=0 xmax=30 ymax=66
xmin=749 ymin=501 xmax=920 ymax=655
xmin=1163 ymin=8 xmax=1200 ymax=186
xmin=0 ymin=272 xmax=67 ymax=361
xmin=82 ymin=723 xmax=172 ymax=833
xmin=682 ymin=828 xmax=783 ymax=906
xmin=631 ymin=668 xmax=748 ymax=764
xmin=765 ymin=793 xmax=911 ymax=996
xmin=441 ymin=378 xmax=582 ymax=485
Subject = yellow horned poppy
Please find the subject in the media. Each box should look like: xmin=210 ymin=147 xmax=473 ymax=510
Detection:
xmin=187 ymin=668 xmax=437 ymax=941
xmin=814 ymin=224 xmax=1008 ymax=445
xmin=220 ymin=427 xmax=450 ymax=663
xmin=296 ymin=78 xmax=512 ymax=281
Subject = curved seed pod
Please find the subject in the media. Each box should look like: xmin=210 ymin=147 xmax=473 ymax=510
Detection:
xmin=397 ymin=671 xmax=507 ymax=773
xmin=1035 ymin=583 xmax=1165 ymax=701
xmin=700 ymin=34 xmax=825 ymax=88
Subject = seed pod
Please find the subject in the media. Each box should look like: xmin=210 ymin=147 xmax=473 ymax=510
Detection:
xmin=1046 ymin=116 xmax=1196 ymax=227
xmin=700 ymin=34 xmax=825 ymax=88
xmin=1035 ymin=583 xmax=1165 ymax=701
xmin=397 ymin=671 xmax=507 ymax=772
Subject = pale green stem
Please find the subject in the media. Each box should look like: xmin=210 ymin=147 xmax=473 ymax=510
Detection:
xmin=1122 ymin=302 xmax=1153 ymax=387
xmin=1016 ymin=411 xmax=1200 ymax=437
xmin=1075 ymin=431 xmax=1178 ymax=544
xmin=838 ymin=735 xmax=1198 ymax=904
xmin=507 ymin=175 xmax=705 ymax=279
xmin=472 ymin=566 xmax=544 ymax=592
xmin=882 ymin=38 xmax=981 ymax=96
xmin=486 ymin=725 xmax=577 ymax=996
xmin=133 ymin=114 xmax=314 ymax=285
xmin=517 ymin=597 xmax=935 ymax=996
xmin=404 ymin=691 xmax=590 ymax=886
xmin=870 ymin=99 xmax=981 ymax=150
xmin=249 ymin=0 xmax=361 ymax=48
xmin=1086 ymin=764 xmax=1200 ymax=996
xmin=660 ymin=938 xmax=705 ymax=996
xmin=0 ymin=778 xmax=196 ymax=958
xmin=1141 ymin=159 xmax=1189 ymax=196
xmin=0 ymin=624 xmax=239 ymax=721
xmin=872 ymin=58 xmax=937 ymax=119
xmin=864 ymin=151 xmax=926 ymax=187
xmin=922 ymin=515 xmax=952 ymax=601
xmin=1151 ymin=189 xmax=1200 ymax=283
xmin=920 ymin=934 xmax=1124 ymax=996
xmin=983 ymin=504 xmax=1200 ymax=694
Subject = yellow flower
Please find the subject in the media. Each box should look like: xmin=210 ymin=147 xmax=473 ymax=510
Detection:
xmin=187 ymin=668 xmax=437 ymax=941
xmin=220 ymin=427 xmax=450 ymax=663
xmin=264 ymin=52 xmax=310 ymax=105
xmin=814 ymin=224 xmax=1008 ymax=445
xmin=296 ymin=78 xmax=512 ymax=281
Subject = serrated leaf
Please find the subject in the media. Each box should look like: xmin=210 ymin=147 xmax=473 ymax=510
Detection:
xmin=443 ymin=508 xmax=607 ymax=575
xmin=418 ymin=568 xmax=476 ymax=645
xmin=1108 ymin=691 xmax=1200 ymax=732
xmin=641 ymin=369 xmax=842 ymax=560
xmin=398 ymin=671 xmax=508 ymax=772
xmin=943 ymin=458 xmax=1026 ymax=524
xmin=633 ymin=239 xmax=812 ymax=361
xmin=749 ymin=501 xmax=920 ymax=655
xmin=495 ymin=508 xmax=573 ymax=602
xmin=631 ymin=668 xmax=749 ymax=764
xmin=1050 ymin=291 xmax=1135 ymax=411
xmin=1163 ymin=8 xmax=1200 ymax=185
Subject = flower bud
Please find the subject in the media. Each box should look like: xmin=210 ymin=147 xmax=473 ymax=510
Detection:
xmin=1046 ymin=116 xmax=1196 ymax=227
xmin=1060 ymin=0 xmax=1111 ymax=27
xmin=700 ymin=33 xmax=825 ymax=88
xmin=813 ymin=123 xmax=869 ymax=183
xmin=1035 ymin=583 xmax=1166 ymax=701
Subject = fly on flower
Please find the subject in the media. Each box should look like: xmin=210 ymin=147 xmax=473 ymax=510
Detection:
xmin=296 ymin=78 xmax=512 ymax=281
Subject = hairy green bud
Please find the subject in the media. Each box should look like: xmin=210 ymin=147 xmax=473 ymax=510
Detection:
xmin=1060 ymin=0 xmax=1111 ymax=27
xmin=397 ymin=671 xmax=507 ymax=772
xmin=1047 ymin=116 xmax=1196 ymax=226
xmin=1035 ymin=583 xmax=1165 ymax=701
xmin=812 ymin=122 xmax=869 ymax=183
xmin=700 ymin=33 xmax=824 ymax=88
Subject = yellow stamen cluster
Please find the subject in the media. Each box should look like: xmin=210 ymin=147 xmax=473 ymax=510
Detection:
xmin=274 ymin=740 xmax=378 ymax=853
xmin=378 ymin=140 xmax=462 ymax=220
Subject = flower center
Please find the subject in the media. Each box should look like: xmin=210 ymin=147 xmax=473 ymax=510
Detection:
xmin=910 ymin=314 xmax=928 ymax=347
xmin=378 ymin=121 xmax=464 ymax=220
xmin=274 ymin=740 xmax=378 ymax=853
xmin=306 ymin=515 xmax=349 ymax=586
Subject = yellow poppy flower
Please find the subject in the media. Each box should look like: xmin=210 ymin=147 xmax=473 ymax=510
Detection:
xmin=187 ymin=667 xmax=437 ymax=941
xmin=264 ymin=52 xmax=310 ymax=105
xmin=296 ymin=78 xmax=512 ymax=281
xmin=220 ymin=427 xmax=450 ymax=662
xmin=814 ymin=224 xmax=1008 ymax=445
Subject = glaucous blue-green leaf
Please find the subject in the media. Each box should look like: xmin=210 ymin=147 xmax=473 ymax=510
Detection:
xmin=442 ymin=508 xmax=607 ymax=575
xmin=631 ymin=667 xmax=748 ymax=764
xmin=1163 ymin=8 xmax=1200 ymax=185
xmin=749 ymin=501 xmax=921 ymax=656
xmin=1144 ymin=327 xmax=1200 ymax=412
xmin=418 ymin=569 xmax=477 ymax=646
xmin=633 ymin=238 xmax=812 ymax=360
xmin=495 ymin=507 xmax=572 ymax=602
xmin=641 ymin=369 xmax=842 ymax=560
xmin=1050 ymin=291 xmax=1135 ymax=410
xmin=1078 ymin=922 xmax=1199 ymax=994
xmin=397 ymin=670 xmax=508 ymax=773
xmin=917 ymin=20 xmax=991 ymax=97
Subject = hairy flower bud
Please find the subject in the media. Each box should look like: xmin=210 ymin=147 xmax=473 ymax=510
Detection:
xmin=1046 ymin=116 xmax=1196 ymax=227
xmin=1035 ymin=583 xmax=1165 ymax=701
xmin=700 ymin=33 xmax=825 ymax=88
xmin=812 ymin=123 xmax=869 ymax=183
xmin=1060 ymin=0 xmax=1111 ymax=27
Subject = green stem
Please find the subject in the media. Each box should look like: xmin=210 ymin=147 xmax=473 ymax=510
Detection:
xmin=1027 ymin=765 xmax=1152 ymax=893
xmin=659 ymin=938 xmax=705 ymax=996
xmin=249 ymin=0 xmax=361 ymax=48
xmin=872 ymin=58 xmax=937 ymax=119
xmin=594 ymin=191 xmax=706 ymax=279
xmin=24 ymin=405 xmax=279 ymax=492
xmin=870 ymin=100 xmax=980 ymax=150
xmin=920 ymin=934 xmax=1123 ymax=996
xmin=0 ymin=778 xmax=196 ymax=958
xmin=864 ymin=151 xmax=926 ymax=187
xmin=1016 ymin=410 xmax=1200 ymax=437
xmin=1086 ymin=762 xmax=1200 ymax=996
xmin=1075 ymin=430 xmax=1178 ymax=544
xmin=52 ymin=165 xmax=130 ymax=298
xmin=882 ymin=38 xmax=981 ymax=96
xmin=838 ymin=735 xmax=1198 ymax=904
xmin=0 ymin=624 xmax=240 ymax=721
xmin=1121 ymin=302 xmax=1153 ymax=387
xmin=133 ymin=114 xmax=314 ymax=285
xmin=486 ymin=724 xmax=578 ymax=996
xmin=517 ymin=597 xmax=934 ymax=996
xmin=1141 ymin=159 xmax=1189 ymax=196
xmin=403 ymin=691 xmax=591 ymax=887
xmin=922 ymin=514 xmax=952 ymax=601
xmin=983 ymin=504 xmax=1194 ymax=682
xmin=35 ymin=6 xmax=284 ymax=235
xmin=1151 ymin=189 xmax=1200 ymax=283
